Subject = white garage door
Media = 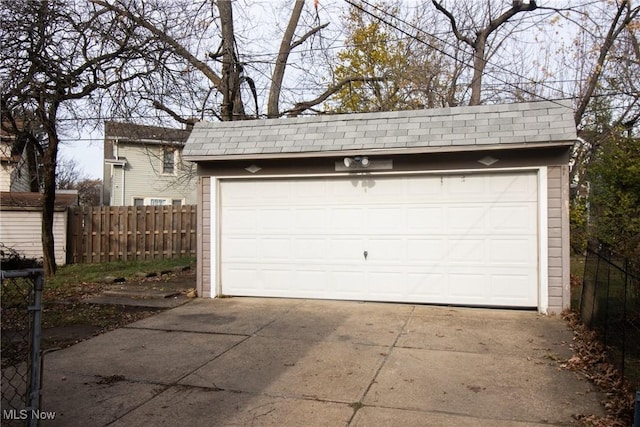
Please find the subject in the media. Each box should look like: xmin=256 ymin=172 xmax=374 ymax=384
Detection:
xmin=219 ymin=172 xmax=539 ymax=307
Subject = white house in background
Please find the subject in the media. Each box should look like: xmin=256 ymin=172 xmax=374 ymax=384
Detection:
xmin=102 ymin=121 xmax=197 ymax=206
xmin=0 ymin=124 xmax=38 ymax=193
xmin=0 ymin=191 xmax=78 ymax=265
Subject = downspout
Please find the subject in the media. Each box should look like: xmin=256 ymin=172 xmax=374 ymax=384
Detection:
xmin=121 ymin=163 xmax=125 ymax=206
xmin=115 ymin=139 xmax=125 ymax=206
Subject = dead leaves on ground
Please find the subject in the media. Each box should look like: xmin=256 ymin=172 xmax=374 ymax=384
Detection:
xmin=561 ymin=310 xmax=635 ymax=426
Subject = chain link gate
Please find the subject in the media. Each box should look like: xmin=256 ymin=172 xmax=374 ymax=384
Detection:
xmin=1 ymin=269 xmax=44 ymax=427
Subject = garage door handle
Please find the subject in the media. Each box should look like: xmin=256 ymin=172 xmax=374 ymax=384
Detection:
xmin=363 ymin=251 xmax=368 ymax=260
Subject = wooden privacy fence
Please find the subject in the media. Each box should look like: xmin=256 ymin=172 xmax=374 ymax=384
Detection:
xmin=67 ymin=205 xmax=197 ymax=264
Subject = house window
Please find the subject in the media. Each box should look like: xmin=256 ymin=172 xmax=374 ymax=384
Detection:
xmin=163 ymin=148 xmax=175 ymax=174
xmin=131 ymin=197 xmax=183 ymax=206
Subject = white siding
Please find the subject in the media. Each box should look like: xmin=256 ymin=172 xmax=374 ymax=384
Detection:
xmin=1 ymin=148 xmax=31 ymax=192
xmin=0 ymin=165 xmax=11 ymax=192
xmin=10 ymin=167 xmax=31 ymax=192
xmin=0 ymin=210 xmax=68 ymax=265
xmin=111 ymin=143 xmax=196 ymax=206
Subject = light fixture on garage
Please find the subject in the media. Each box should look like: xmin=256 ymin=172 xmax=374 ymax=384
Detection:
xmin=343 ymin=156 xmax=370 ymax=168
xmin=477 ymin=156 xmax=499 ymax=166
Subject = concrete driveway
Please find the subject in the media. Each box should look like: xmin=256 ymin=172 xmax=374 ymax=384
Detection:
xmin=41 ymin=298 xmax=604 ymax=426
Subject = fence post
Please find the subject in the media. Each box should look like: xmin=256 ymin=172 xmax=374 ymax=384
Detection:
xmin=635 ymin=390 xmax=640 ymax=427
xmin=28 ymin=270 xmax=43 ymax=427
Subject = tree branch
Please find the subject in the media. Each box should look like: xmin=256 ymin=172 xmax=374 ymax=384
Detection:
xmin=431 ymin=1 xmax=474 ymax=46
xmin=574 ymin=2 xmax=639 ymax=125
xmin=484 ymin=1 xmax=537 ymax=37
xmin=91 ymin=0 xmax=222 ymax=87
xmin=285 ymin=77 xmax=387 ymax=117
xmin=291 ymin=22 xmax=329 ymax=51
xmin=152 ymin=101 xmax=198 ymax=126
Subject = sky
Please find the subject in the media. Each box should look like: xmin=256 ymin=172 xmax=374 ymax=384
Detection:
xmin=59 ymin=128 xmax=104 ymax=180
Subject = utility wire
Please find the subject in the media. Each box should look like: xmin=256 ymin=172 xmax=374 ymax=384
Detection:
xmin=345 ymin=0 xmax=573 ymax=107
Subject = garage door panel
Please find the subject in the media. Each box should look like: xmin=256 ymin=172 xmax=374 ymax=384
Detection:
xmin=261 ymin=238 xmax=292 ymax=260
xmin=366 ymin=207 xmax=402 ymax=231
xmin=262 ymin=269 xmax=292 ymax=291
xmin=448 ymin=273 xmax=489 ymax=298
xmin=293 ymin=209 xmax=327 ymax=231
xmin=448 ymin=239 xmax=486 ymax=263
xmin=447 ymin=206 xmax=487 ymax=232
xmin=407 ymin=207 xmax=443 ymax=231
xmin=447 ymin=175 xmax=486 ymax=198
xmin=223 ymin=237 xmax=260 ymax=259
xmin=224 ymin=267 xmax=260 ymax=293
xmin=489 ymin=205 xmax=536 ymax=232
xmin=293 ymin=180 xmax=327 ymax=199
xmin=489 ymin=174 xmax=537 ymax=202
xmin=491 ymin=275 xmax=537 ymax=302
xmin=220 ymin=172 xmax=539 ymax=308
xmin=367 ymin=271 xmax=405 ymax=298
xmin=406 ymin=177 xmax=443 ymax=197
xmin=328 ymin=238 xmax=362 ymax=260
xmin=366 ymin=238 xmax=404 ymax=262
xmin=296 ymin=269 xmax=327 ymax=289
xmin=294 ymin=238 xmax=328 ymax=259
xmin=407 ymin=239 xmax=445 ymax=262
xmin=223 ymin=209 xmax=258 ymax=232
xmin=260 ymin=209 xmax=291 ymax=231
xmin=329 ymin=208 xmax=364 ymax=230
xmin=331 ymin=179 xmax=367 ymax=197
xmin=407 ymin=273 xmax=446 ymax=297
xmin=330 ymin=270 xmax=365 ymax=294
xmin=489 ymin=238 xmax=536 ymax=264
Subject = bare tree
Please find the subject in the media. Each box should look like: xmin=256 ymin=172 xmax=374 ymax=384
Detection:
xmin=92 ymin=0 xmax=373 ymax=121
xmin=55 ymin=158 xmax=86 ymax=190
xmin=267 ymin=0 xmax=329 ymax=117
xmin=75 ymin=179 xmax=102 ymax=206
xmin=1 ymin=0 xmax=156 ymax=275
xmin=432 ymin=0 xmax=539 ymax=106
xmin=559 ymin=1 xmax=640 ymax=189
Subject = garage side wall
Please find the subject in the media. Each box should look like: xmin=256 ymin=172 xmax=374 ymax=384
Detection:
xmin=198 ymin=176 xmax=212 ymax=298
xmin=0 ymin=209 xmax=68 ymax=265
xmin=547 ymin=165 xmax=570 ymax=314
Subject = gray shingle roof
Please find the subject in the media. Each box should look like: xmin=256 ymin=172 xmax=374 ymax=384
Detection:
xmin=183 ymin=100 xmax=576 ymax=160
xmin=105 ymin=121 xmax=191 ymax=144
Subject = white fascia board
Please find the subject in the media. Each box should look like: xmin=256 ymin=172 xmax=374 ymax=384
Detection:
xmin=183 ymin=141 xmax=575 ymax=162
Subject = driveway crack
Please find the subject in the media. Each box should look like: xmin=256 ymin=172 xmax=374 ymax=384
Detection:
xmin=346 ymin=305 xmax=416 ymax=425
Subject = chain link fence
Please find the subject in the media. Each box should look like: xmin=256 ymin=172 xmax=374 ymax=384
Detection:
xmin=580 ymin=241 xmax=640 ymax=390
xmin=1 ymin=269 xmax=44 ymax=427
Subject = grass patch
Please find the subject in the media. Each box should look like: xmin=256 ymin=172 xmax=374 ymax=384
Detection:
xmin=2 ymin=257 xmax=196 ymax=362
xmin=48 ymin=256 xmax=195 ymax=288
xmin=570 ymin=254 xmax=586 ymax=280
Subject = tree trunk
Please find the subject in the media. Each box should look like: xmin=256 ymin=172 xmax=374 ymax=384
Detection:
xmin=217 ymin=0 xmax=244 ymax=121
xmin=469 ymin=37 xmax=486 ymax=106
xmin=267 ymin=0 xmax=304 ymax=118
xmin=41 ymin=124 xmax=59 ymax=277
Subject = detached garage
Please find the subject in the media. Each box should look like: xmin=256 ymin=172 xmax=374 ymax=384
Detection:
xmin=183 ymin=100 xmax=575 ymax=314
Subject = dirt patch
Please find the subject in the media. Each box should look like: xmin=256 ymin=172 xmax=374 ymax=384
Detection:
xmin=41 ymin=269 xmax=196 ymax=351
